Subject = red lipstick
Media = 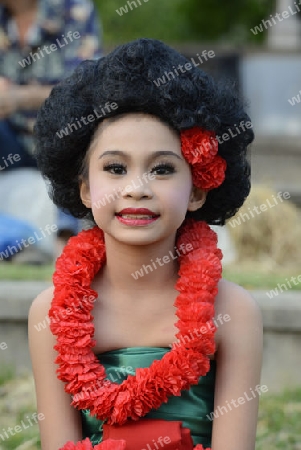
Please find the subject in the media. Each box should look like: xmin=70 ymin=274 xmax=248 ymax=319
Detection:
xmin=116 ymin=208 xmax=158 ymax=216
xmin=115 ymin=208 xmax=159 ymax=226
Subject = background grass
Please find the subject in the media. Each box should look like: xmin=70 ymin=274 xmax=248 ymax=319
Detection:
xmin=256 ymin=388 xmax=301 ymax=449
xmin=0 ymin=264 xmax=54 ymax=281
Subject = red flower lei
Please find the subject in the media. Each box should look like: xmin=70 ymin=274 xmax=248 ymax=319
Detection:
xmin=50 ymin=218 xmax=222 ymax=450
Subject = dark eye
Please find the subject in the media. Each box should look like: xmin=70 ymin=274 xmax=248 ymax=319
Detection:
xmin=151 ymin=163 xmax=175 ymax=176
xmin=103 ymin=163 xmax=126 ymax=175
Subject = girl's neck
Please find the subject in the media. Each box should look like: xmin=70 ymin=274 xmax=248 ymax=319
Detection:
xmin=99 ymin=233 xmax=180 ymax=293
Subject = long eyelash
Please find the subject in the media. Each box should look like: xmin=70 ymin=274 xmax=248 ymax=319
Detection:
xmin=151 ymin=163 xmax=175 ymax=172
xmin=103 ymin=163 xmax=126 ymax=171
xmin=102 ymin=162 xmax=175 ymax=173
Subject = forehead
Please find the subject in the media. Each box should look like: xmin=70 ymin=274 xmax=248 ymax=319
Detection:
xmin=89 ymin=113 xmax=179 ymax=150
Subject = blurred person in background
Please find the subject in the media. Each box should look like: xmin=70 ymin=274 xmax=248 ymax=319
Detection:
xmin=0 ymin=0 xmax=102 ymax=262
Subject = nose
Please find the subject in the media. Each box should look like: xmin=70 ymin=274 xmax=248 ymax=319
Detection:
xmin=120 ymin=173 xmax=153 ymax=200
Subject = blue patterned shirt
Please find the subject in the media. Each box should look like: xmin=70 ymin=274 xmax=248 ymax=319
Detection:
xmin=0 ymin=0 xmax=102 ymax=154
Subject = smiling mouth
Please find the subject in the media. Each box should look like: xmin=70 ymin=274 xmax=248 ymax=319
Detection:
xmin=115 ymin=214 xmax=159 ymax=219
xmin=115 ymin=213 xmax=160 ymax=226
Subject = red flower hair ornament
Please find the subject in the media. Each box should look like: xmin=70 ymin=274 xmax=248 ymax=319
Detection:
xmin=180 ymin=127 xmax=226 ymax=191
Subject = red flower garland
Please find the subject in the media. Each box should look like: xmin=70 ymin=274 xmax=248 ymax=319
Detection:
xmin=60 ymin=438 xmax=210 ymax=450
xmin=180 ymin=127 xmax=226 ymax=190
xmin=50 ymin=219 xmax=222 ymax=449
xmin=60 ymin=438 xmax=126 ymax=450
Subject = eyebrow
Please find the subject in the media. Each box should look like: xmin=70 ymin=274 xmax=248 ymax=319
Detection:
xmin=98 ymin=150 xmax=183 ymax=161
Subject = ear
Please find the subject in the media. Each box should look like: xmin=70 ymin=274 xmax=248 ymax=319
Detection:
xmin=187 ymin=186 xmax=207 ymax=212
xmin=79 ymin=177 xmax=91 ymax=209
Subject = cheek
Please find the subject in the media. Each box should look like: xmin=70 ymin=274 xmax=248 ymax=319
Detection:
xmin=89 ymin=183 xmax=106 ymax=203
xmin=170 ymin=173 xmax=192 ymax=205
xmin=161 ymin=179 xmax=192 ymax=214
xmin=168 ymin=190 xmax=190 ymax=207
xmin=87 ymin=170 xmax=114 ymax=204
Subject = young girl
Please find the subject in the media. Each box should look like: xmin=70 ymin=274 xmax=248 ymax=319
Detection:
xmin=28 ymin=38 xmax=263 ymax=450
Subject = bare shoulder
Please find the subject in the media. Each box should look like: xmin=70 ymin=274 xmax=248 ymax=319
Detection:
xmin=28 ymin=285 xmax=55 ymax=352
xmin=29 ymin=285 xmax=54 ymax=316
xmin=215 ymin=279 xmax=261 ymax=315
xmin=28 ymin=285 xmax=56 ymax=353
xmin=31 ymin=286 xmax=54 ymax=308
xmin=215 ymin=278 xmax=262 ymax=316
xmin=214 ymin=279 xmax=263 ymax=351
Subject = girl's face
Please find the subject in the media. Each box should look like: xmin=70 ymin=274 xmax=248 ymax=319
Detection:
xmin=80 ymin=113 xmax=206 ymax=246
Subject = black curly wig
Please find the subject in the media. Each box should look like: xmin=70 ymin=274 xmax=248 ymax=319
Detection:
xmin=34 ymin=38 xmax=253 ymax=226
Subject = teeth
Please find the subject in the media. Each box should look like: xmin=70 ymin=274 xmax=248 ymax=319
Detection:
xmin=119 ymin=215 xmax=155 ymax=219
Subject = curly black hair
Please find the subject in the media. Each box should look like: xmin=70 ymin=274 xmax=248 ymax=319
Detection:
xmin=34 ymin=38 xmax=253 ymax=226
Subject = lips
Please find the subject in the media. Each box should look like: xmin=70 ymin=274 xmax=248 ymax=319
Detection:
xmin=115 ymin=208 xmax=160 ymax=226
xmin=115 ymin=208 xmax=159 ymax=218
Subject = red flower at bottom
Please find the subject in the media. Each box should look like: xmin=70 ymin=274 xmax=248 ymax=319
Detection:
xmin=60 ymin=438 xmax=126 ymax=450
xmin=60 ymin=438 xmax=210 ymax=450
xmin=194 ymin=446 xmax=211 ymax=450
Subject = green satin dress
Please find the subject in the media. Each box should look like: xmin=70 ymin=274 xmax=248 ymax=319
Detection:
xmin=80 ymin=347 xmax=216 ymax=448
